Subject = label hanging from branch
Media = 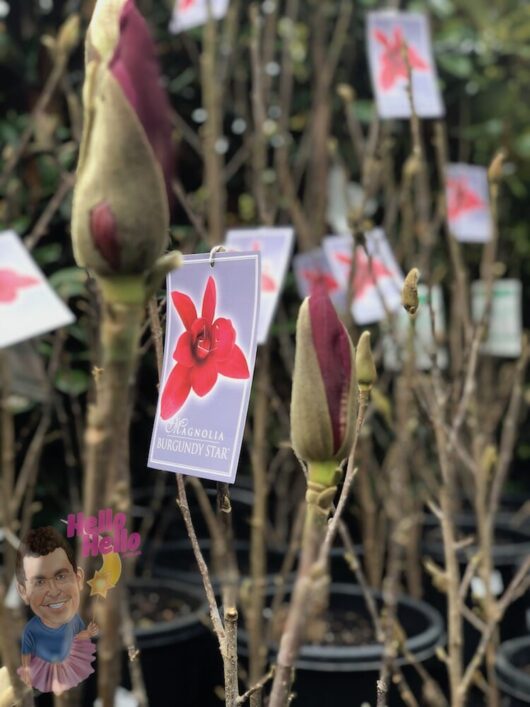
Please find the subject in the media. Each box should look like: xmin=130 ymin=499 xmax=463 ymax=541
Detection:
xmin=323 ymin=230 xmax=404 ymax=324
xmin=471 ymin=279 xmax=522 ymax=358
xmin=148 ymin=251 xmax=260 ymax=484
xmin=293 ymin=247 xmax=346 ymax=312
xmin=0 ymin=230 xmax=74 ymax=349
xmin=446 ymin=164 xmax=493 ymax=243
xmin=366 ymin=11 xmax=444 ymax=120
xmin=381 ymin=284 xmax=448 ymax=370
xmin=169 ymin=0 xmax=229 ymax=34
xmin=225 ymin=227 xmax=294 ymax=345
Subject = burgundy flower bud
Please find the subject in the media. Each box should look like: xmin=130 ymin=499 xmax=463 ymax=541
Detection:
xmin=72 ymin=0 xmax=173 ymax=277
xmin=291 ymin=293 xmax=357 ymax=463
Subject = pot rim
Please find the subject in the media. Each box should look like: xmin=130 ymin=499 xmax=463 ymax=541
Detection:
xmin=239 ymin=582 xmax=445 ymax=672
xmin=495 ymin=636 xmax=530 ymax=703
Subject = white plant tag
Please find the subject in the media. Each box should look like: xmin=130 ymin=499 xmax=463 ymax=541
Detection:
xmin=446 ymin=164 xmax=493 ymax=243
xmin=169 ymin=0 xmax=229 ymax=34
xmin=382 ymin=284 xmax=448 ymax=371
xmin=0 ymin=230 xmax=74 ymax=348
xmin=471 ymin=280 xmax=522 ymax=358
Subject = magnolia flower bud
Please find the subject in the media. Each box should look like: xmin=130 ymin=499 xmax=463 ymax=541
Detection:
xmin=71 ymin=0 xmax=173 ymax=278
xmin=291 ymin=293 xmax=357 ymax=463
xmin=87 ymin=0 xmax=128 ymax=60
xmin=402 ymin=268 xmax=420 ymax=318
xmin=356 ymin=331 xmax=376 ymax=393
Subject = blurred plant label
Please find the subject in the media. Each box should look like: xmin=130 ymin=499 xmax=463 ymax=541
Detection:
xmin=326 ymin=165 xmax=376 ymax=235
xmin=471 ymin=570 xmax=503 ymax=599
xmin=446 ymin=164 xmax=493 ymax=243
xmin=292 ymin=248 xmax=346 ymax=311
xmin=323 ymin=230 xmax=404 ymax=324
xmin=367 ymin=12 xmax=444 ymax=119
xmin=6 ymin=341 xmax=50 ymax=402
xmin=225 ymin=227 xmax=294 ymax=344
xmin=169 ymin=0 xmax=229 ymax=34
xmin=472 ymin=280 xmax=522 ymax=358
xmin=381 ymin=284 xmax=448 ymax=370
xmin=0 ymin=231 xmax=74 ymax=349
xmin=148 ymin=252 xmax=260 ymax=484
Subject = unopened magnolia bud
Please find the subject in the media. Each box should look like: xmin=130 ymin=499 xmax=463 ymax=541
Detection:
xmin=336 ymin=84 xmax=354 ymax=102
xmin=72 ymin=0 xmax=173 ymax=277
xmin=356 ymin=331 xmax=376 ymax=393
xmin=57 ymin=14 xmax=81 ymax=58
xmin=291 ymin=294 xmax=357 ymax=463
xmin=87 ymin=0 xmax=128 ymax=60
xmin=402 ymin=268 xmax=420 ymax=318
xmin=488 ymin=150 xmax=507 ymax=184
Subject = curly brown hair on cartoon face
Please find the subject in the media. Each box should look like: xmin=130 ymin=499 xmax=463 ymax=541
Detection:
xmin=16 ymin=527 xmax=84 ymax=629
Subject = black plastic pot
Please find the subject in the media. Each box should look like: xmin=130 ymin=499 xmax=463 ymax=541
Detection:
xmin=75 ymin=578 xmax=222 ymax=707
xmin=239 ymin=582 xmax=445 ymax=706
xmin=496 ymin=636 xmax=530 ymax=706
xmin=422 ymin=513 xmax=530 ymax=647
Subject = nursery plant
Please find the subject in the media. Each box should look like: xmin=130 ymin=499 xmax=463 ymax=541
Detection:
xmin=0 ymin=2 xmax=529 ymax=707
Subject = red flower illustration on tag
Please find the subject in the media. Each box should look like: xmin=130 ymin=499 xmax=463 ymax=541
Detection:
xmin=446 ymin=177 xmax=485 ymax=220
xmin=374 ymin=27 xmax=429 ymax=91
xmin=250 ymin=241 xmax=278 ymax=293
xmin=301 ymin=269 xmax=339 ymax=296
xmin=335 ymin=249 xmax=394 ymax=299
xmin=161 ymin=276 xmax=250 ymax=419
xmin=179 ymin=0 xmax=196 ymax=10
xmin=0 ymin=269 xmax=39 ymax=304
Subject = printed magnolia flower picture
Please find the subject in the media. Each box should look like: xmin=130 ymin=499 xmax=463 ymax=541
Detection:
xmin=374 ymin=26 xmax=429 ymax=91
xmin=446 ymin=177 xmax=485 ymax=220
xmin=335 ymin=250 xmax=394 ymax=299
xmin=160 ymin=276 xmax=250 ymax=419
xmin=0 ymin=269 xmax=39 ymax=304
xmin=302 ymin=269 xmax=339 ymax=295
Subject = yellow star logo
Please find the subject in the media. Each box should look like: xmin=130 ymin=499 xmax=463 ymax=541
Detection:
xmin=87 ymin=569 xmax=113 ymax=599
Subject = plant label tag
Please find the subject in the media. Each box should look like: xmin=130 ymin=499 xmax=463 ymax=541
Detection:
xmin=225 ymin=227 xmax=294 ymax=344
xmin=446 ymin=164 xmax=493 ymax=243
xmin=0 ymin=231 xmax=74 ymax=349
xmin=169 ymin=0 xmax=229 ymax=34
xmin=148 ymin=252 xmax=260 ymax=484
xmin=323 ymin=230 xmax=404 ymax=324
xmin=6 ymin=341 xmax=50 ymax=402
xmin=367 ymin=11 xmax=444 ymax=120
xmin=292 ymin=248 xmax=346 ymax=311
xmin=471 ymin=570 xmax=503 ymax=599
xmin=382 ymin=284 xmax=448 ymax=370
xmin=471 ymin=280 xmax=522 ymax=358
xmin=326 ymin=165 xmax=376 ymax=235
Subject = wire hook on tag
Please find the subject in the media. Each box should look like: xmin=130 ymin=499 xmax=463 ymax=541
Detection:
xmin=209 ymin=245 xmax=226 ymax=268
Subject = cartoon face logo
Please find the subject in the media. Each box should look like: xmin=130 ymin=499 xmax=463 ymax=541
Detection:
xmin=374 ymin=26 xmax=429 ymax=91
xmin=0 ymin=269 xmax=39 ymax=304
xmin=446 ymin=177 xmax=485 ymax=221
xmin=18 ymin=548 xmax=84 ymax=629
xmin=161 ymin=276 xmax=250 ymax=419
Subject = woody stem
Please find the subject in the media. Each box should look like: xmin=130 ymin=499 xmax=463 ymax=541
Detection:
xmin=269 ymin=461 xmax=340 ymax=707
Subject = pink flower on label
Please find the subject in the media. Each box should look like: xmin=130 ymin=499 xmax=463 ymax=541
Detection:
xmin=250 ymin=241 xmax=278 ymax=293
xmin=0 ymin=269 xmax=39 ymax=304
xmin=446 ymin=177 xmax=485 ymax=220
xmin=179 ymin=0 xmax=196 ymax=8
xmin=161 ymin=276 xmax=250 ymax=419
xmin=302 ymin=269 xmax=339 ymax=296
xmin=374 ymin=27 xmax=429 ymax=91
xmin=335 ymin=250 xmax=394 ymax=299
